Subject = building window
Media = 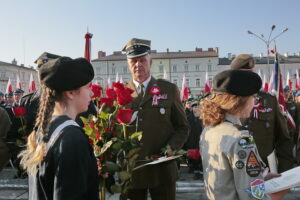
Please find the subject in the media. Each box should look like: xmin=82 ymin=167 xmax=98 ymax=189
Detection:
xmin=184 ymin=64 xmax=189 ymax=72
xmin=173 ymin=65 xmax=177 ymax=72
xmin=196 ymin=78 xmax=200 ymax=87
xmin=173 ymin=79 xmax=178 ymax=86
xmin=208 ymin=64 xmax=212 ymax=72
xmin=96 ymin=67 xmax=101 ymax=75
xmin=196 ymin=64 xmax=200 ymax=71
xmin=112 ymin=67 xmax=116 ymax=75
xmin=159 ymin=65 xmax=164 ymax=73
xmin=186 ymin=79 xmax=190 ymax=87
xmin=123 ymin=66 xmax=127 ymax=74
xmin=0 ymin=71 xmax=5 ymax=78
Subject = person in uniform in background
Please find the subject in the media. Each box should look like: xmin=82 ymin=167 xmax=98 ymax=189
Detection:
xmin=0 ymin=106 xmax=11 ymax=172
xmin=4 ymin=92 xmax=14 ymax=108
xmin=20 ymin=52 xmax=61 ymax=133
xmin=123 ymin=38 xmax=189 ymax=200
xmin=200 ymin=69 xmax=288 ymax=200
xmin=13 ymin=89 xmax=24 ymax=106
xmin=295 ymin=91 xmax=300 ymax=103
xmin=230 ymin=54 xmax=294 ymax=172
xmin=19 ymin=57 xmax=99 ymax=200
xmin=0 ymin=91 xmax=5 ymax=107
xmin=284 ymin=85 xmax=300 ymax=146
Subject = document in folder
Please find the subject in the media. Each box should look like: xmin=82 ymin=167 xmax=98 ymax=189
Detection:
xmin=265 ymin=166 xmax=300 ymax=193
xmin=267 ymin=150 xmax=278 ymax=174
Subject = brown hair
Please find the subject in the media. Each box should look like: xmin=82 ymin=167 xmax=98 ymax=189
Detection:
xmin=19 ymin=85 xmax=60 ymax=175
xmin=200 ymin=93 xmax=249 ymax=127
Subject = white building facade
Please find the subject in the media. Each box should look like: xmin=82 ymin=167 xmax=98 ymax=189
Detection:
xmin=0 ymin=60 xmax=38 ymax=93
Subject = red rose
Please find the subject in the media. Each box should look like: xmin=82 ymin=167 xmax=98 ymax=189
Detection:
xmin=113 ymin=82 xmax=125 ymax=91
xmin=187 ymin=149 xmax=201 ymax=160
xmin=116 ymin=109 xmax=133 ymax=124
xmin=103 ymin=128 xmax=116 ymax=137
xmin=89 ymin=138 xmax=94 ymax=145
xmin=12 ymin=107 xmax=26 ymax=117
xmin=100 ymin=97 xmax=114 ymax=107
xmin=105 ymin=88 xmax=117 ymax=100
xmin=95 ymin=131 xmax=101 ymax=140
xmin=90 ymin=84 xmax=102 ymax=98
xmin=116 ymin=87 xmax=134 ymax=106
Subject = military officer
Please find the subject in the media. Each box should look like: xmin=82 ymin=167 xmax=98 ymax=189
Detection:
xmin=0 ymin=106 xmax=11 ymax=172
xmin=231 ymin=54 xmax=294 ymax=172
xmin=200 ymin=69 xmax=288 ymax=200
xmin=283 ymin=86 xmax=300 ymax=145
xmin=13 ymin=89 xmax=24 ymax=106
xmin=0 ymin=91 xmax=5 ymax=107
xmin=123 ymin=38 xmax=189 ymax=200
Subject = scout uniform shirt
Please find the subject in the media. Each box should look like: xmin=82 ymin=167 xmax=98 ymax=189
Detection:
xmin=200 ymin=114 xmax=270 ymax=200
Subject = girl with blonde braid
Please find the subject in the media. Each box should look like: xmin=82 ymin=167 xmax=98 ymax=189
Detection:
xmin=19 ymin=57 xmax=99 ymax=200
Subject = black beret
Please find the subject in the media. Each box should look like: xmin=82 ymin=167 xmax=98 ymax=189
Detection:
xmin=122 ymin=38 xmax=151 ymax=58
xmin=230 ymin=54 xmax=255 ymax=69
xmin=35 ymin=52 xmax=61 ymax=68
xmin=39 ymin=57 xmax=94 ymax=92
xmin=213 ymin=69 xmax=262 ymax=96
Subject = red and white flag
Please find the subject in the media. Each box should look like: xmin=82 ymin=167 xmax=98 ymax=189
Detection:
xmin=263 ymin=74 xmax=269 ymax=92
xmin=180 ymin=74 xmax=188 ymax=101
xmin=268 ymin=70 xmax=274 ymax=93
xmin=286 ymin=71 xmax=292 ymax=89
xmin=6 ymin=78 xmax=13 ymax=93
xmin=296 ymin=69 xmax=300 ymax=90
xmin=204 ymin=72 xmax=211 ymax=93
xmin=16 ymin=74 xmax=22 ymax=90
xmin=28 ymin=73 xmax=36 ymax=92
xmin=84 ymin=32 xmax=93 ymax=62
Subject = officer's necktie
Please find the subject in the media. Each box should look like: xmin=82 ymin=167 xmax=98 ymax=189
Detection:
xmin=138 ymin=83 xmax=144 ymax=97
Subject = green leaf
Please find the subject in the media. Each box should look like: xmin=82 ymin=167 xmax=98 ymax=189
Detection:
xmin=126 ymin=147 xmax=141 ymax=159
xmin=83 ymin=126 xmax=94 ymax=137
xmin=111 ymin=141 xmax=123 ymax=151
xmin=99 ymin=112 xmax=109 ymax=120
xmin=105 ymin=161 xmax=120 ymax=173
xmin=99 ymin=140 xmax=113 ymax=155
xmin=130 ymin=132 xmax=142 ymax=140
xmin=128 ymin=153 xmax=139 ymax=162
xmin=80 ymin=116 xmax=89 ymax=125
xmin=119 ymin=171 xmax=131 ymax=181
xmin=175 ymin=149 xmax=187 ymax=156
xmin=110 ymin=184 xmax=122 ymax=193
xmin=121 ymin=141 xmax=132 ymax=152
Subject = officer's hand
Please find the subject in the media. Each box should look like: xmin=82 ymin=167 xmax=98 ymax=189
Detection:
xmin=269 ymin=189 xmax=290 ymax=200
xmin=264 ymin=172 xmax=281 ymax=181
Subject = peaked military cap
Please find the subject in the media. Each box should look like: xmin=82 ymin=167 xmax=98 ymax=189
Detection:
xmin=213 ymin=69 xmax=262 ymax=96
xmin=14 ymin=89 xmax=24 ymax=94
xmin=230 ymin=54 xmax=256 ymax=69
xmin=5 ymin=92 xmax=13 ymax=97
xmin=39 ymin=57 xmax=94 ymax=92
xmin=122 ymin=38 xmax=151 ymax=58
xmin=0 ymin=91 xmax=3 ymax=96
xmin=283 ymin=85 xmax=290 ymax=91
xmin=35 ymin=52 xmax=61 ymax=68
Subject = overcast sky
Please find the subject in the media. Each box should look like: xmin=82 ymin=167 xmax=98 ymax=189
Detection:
xmin=1 ymin=0 xmax=299 ymax=67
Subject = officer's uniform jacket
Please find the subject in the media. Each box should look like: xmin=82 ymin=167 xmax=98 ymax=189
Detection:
xmin=242 ymin=91 xmax=293 ymax=172
xmin=0 ymin=107 xmax=11 ymax=171
xmin=286 ymin=100 xmax=300 ymax=145
xmin=200 ymin=114 xmax=269 ymax=200
xmin=125 ymin=76 xmax=189 ymax=188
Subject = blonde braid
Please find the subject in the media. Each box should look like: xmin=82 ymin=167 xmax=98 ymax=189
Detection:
xmin=19 ymin=85 xmax=56 ymax=175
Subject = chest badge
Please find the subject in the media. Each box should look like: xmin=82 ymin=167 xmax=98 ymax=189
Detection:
xmin=160 ymin=108 xmax=166 ymax=115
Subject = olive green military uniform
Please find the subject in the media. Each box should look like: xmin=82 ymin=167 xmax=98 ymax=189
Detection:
xmin=200 ymin=114 xmax=270 ymax=200
xmin=242 ymin=91 xmax=294 ymax=172
xmin=286 ymin=100 xmax=300 ymax=145
xmin=0 ymin=107 xmax=11 ymax=171
xmin=125 ymin=77 xmax=189 ymax=196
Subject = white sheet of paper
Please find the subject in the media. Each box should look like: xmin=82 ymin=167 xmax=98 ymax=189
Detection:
xmin=265 ymin=166 xmax=300 ymax=193
xmin=267 ymin=149 xmax=278 ymax=174
xmin=133 ymin=155 xmax=182 ymax=171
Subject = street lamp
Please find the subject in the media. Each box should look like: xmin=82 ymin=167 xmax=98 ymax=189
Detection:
xmin=247 ymin=25 xmax=288 ymax=76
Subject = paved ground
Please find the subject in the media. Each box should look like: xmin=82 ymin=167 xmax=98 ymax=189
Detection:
xmin=0 ymin=166 xmax=300 ymax=200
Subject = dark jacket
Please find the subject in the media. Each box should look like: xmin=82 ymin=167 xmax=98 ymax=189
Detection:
xmin=0 ymin=107 xmax=11 ymax=171
xmin=242 ymin=91 xmax=294 ymax=172
xmin=29 ymin=115 xmax=99 ymax=200
xmin=126 ymin=77 xmax=189 ymax=188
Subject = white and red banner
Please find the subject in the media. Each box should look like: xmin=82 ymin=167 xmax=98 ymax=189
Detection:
xmin=28 ymin=73 xmax=36 ymax=92
xmin=180 ymin=74 xmax=188 ymax=101
xmin=6 ymin=78 xmax=13 ymax=93
xmin=204 ymin=71 xmax=212 ymax=93
xmin=16 ymin=74 xmax=22 ymax=90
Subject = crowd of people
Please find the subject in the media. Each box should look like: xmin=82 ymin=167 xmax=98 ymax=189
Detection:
xmin=0 ymin=38 xmax=299 ymax=200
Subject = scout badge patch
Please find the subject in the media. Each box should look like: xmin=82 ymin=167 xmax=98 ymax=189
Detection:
xmin=150 ymin=86 xmax=168 ymax=106
xmin=237 ymin=150 xmax=247 ymax=159
xmin=238 ymin=137 xmax=255 ymax=149
xmin=244 ymin=179 xmax=265 ymax=199
xmin=235 ymin=160 xmax=244 ymax=169
xmin=246 ymin=151 xmax=261 ymax=177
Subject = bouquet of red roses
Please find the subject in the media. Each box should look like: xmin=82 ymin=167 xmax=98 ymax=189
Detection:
xmin=12 ymin=106 xmax=28 ymax=147
xmin=82 ymin=82 xmax=142 ymax=200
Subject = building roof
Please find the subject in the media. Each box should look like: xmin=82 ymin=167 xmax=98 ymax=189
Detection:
xmin=0 ymin=61 xmax=36 ymax=71
xmin=92 ymin=50 xmax=218 ymax=62
xmin=218 ymin=55 xmax=300 ymax=65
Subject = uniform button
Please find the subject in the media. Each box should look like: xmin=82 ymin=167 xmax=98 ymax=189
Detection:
xmin=139 ymin=118 xmax=143 ymax=122
xmin=139 ymin=107 xmax=142 ymax=110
